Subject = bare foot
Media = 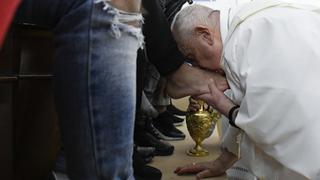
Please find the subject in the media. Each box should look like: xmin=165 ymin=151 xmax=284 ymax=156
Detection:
xmin=166 ymin=63 xmax=228 ymax=99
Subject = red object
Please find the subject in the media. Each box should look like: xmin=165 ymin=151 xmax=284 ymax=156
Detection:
xmin=0 ymin=0 xmax=20 ymax=48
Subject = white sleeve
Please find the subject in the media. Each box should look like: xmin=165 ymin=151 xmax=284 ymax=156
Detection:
xmin=220 ymin=116 xmax=241 ymax=155
xmin=219 ymin=90 xmax=242 ymax=156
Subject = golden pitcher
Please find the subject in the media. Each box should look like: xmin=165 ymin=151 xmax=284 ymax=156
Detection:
xmin=186 ymin=99 xmax=220 ymax=157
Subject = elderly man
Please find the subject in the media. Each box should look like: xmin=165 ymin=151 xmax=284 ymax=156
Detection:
xmin=171 ymin=1 xmax=320 ymax=179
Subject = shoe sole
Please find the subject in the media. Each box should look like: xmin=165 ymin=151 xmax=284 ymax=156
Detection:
xmin=173 ymin=122 xmax=183 ymax=126
xmin=173 ymin=114 xmax=186 ymax=118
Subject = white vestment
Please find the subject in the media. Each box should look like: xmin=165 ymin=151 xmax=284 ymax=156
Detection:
xmin=219 ymin=0 xmax=320 ymax=179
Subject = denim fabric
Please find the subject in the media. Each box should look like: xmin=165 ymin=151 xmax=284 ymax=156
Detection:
xmin=16 ymin=0 xmax=143 ymax=179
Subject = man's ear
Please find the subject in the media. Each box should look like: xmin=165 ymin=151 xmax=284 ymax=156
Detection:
xmin=194 ymin=26 xmax=213 ymax=45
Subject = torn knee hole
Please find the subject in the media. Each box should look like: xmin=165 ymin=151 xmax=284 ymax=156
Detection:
xmin=120 ymin=20 xmax=141 ymax=28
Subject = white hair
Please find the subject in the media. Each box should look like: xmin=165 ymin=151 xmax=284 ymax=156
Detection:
xmin=171 ymin=4 xmax=215 ymax=47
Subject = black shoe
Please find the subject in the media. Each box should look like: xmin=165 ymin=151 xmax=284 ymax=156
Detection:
xmin=135 ymin=131 xmax=174 ymax=156
xmin=142 ymin=156 xmax=154 ymax=164
xmin=133 ymin=149 xmax=162 ymax=180
xmin=145 ymin=121 xmax=167 ymax=140
xmin=152 ymin=111 xmax=186 ymax=141
xmin=162 ymin=109 xmax=185 ymax=126
xmin=167 ymin=104 xmax=187 ymax=116
xmin=171 ymin=114 xmax=184 ymax=126
xmin=136 ymin=146 xmax=155 ymax=163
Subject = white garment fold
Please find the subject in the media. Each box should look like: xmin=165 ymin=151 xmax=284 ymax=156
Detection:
xmin=220 ymin=0 xmax=320 ymax=179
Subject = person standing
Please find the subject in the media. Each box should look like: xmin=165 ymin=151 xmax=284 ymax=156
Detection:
xmin=14 ymin=0 xmax=143 ymax=179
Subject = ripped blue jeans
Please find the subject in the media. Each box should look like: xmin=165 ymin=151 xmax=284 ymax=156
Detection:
xmin=15 ymin=0 xmax=143 ymax=179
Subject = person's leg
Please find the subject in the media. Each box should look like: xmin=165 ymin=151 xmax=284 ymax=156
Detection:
xmin=15 ymin=0 xmax=143 ymax=179
xmin=54 ymin=2 xmax=143 ymax=179
xmin=136 ymin=49 xmax=147 ymax=112
xmin=141 ymin=62 xmax=185 ymax=140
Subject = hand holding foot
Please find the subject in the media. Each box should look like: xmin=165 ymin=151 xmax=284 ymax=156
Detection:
xmin=166 ymin=63 xmax=228 ymax=99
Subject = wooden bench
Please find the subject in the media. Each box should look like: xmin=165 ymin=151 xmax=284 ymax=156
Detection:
xmin=0 ymin=24 xmax=59 ymax=180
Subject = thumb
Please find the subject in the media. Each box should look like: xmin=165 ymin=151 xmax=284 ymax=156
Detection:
xmin=217 ymin=79 xmax=229 ymax=91
xmin=196 ymin=169 xmax=213 ymax=179
xmin=196 ymin=83 xmax=221 ymax=105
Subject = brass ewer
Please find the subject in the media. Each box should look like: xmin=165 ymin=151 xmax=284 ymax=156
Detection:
xmin=186 ymin=99 xmax=220 ymax=157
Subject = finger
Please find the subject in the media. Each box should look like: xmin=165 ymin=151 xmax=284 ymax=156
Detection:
xmin=217 ymin=80 xmax=229 ymax=91
xmin=175 ymin=164 xmax=206 ymax=175
xmin=208 ymin=82 xmax=219 ymax=94
xmin=196 ymin=83 xmax=217 ymax=100
xmin=191 ymin=104 xmax=201 ymax=109
xmin=189 ymin=101 xmax=200 ymax=107
xmin=174 ymin=167 xmax=182 ymax=173
xmin=188 ymin=106 xmax=198 ymax=112
xmin=195 ymin=93 xmax=211 ymax=103
xmin=189 ymin=97 xmax=199 ymax=104
xmin=175 ymin=164 xmax=193 ymax=174
xmin=196 ymin=169 xmax=215 ymax=179
xmin=204 ymin=103 xmax=209 ymax=110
